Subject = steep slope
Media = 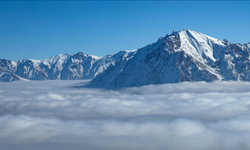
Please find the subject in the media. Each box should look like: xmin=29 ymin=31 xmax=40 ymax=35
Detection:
xmin=0 ymin=58 xmax=19 ymax=82
xmin=89 ymin=29 xmax=250 ymax=89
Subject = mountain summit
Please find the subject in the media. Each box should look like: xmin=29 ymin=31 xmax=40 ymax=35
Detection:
xmin=1 ymin=29 xmax=250 ymax=89
xmin=88 ymin=29 xmax=250 ymax=89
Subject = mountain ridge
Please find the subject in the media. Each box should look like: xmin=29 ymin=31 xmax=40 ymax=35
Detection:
xmin=0 ymin=51 xmax=130 ymax=82
xmin=88 ymin=29 xmax=250 ymax=89
xmin=1 ymin=29 xmax=250 ymax=89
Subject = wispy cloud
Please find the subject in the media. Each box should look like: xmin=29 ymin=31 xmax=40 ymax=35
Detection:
xmin=0 ymin=80 xmax=250 ymax=150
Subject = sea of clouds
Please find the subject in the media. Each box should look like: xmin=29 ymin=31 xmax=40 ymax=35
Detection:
xmin=0 ymin=80 xmax=250 ymax=150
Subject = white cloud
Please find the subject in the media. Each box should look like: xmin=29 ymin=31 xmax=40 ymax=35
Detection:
xmin=0 ymin=80 xmax=250 ymax=150
xmin=48 ymin=92 xmax=66 ymax=100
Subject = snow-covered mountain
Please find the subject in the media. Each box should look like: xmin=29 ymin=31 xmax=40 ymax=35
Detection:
xmin=1 ymin=29 xmax=250 ymax=89
xmin=0 ymin=51 xmax=134 ymax=82
xmin=89 ymin=29 xmax=250 ymax=89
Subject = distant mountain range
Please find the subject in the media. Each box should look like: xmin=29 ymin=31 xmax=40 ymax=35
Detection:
xmin=0 ymin=50 xmax=131 ymax=82
xmin=1 ymin=29 xmax=250 ymax=89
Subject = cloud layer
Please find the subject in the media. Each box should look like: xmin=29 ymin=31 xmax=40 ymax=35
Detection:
xmin=1 ymin=80 xmax=250 ymax=150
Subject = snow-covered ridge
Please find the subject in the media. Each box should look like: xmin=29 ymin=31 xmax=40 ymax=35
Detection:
xmin=1 ymin=29 xmax=250 ymax=88
xmin=0 ymin=50 xmax=136 ymax=82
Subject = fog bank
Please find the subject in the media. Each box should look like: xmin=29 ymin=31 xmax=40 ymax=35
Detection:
xmin=0 ymin=80 xmax=250 ymax=150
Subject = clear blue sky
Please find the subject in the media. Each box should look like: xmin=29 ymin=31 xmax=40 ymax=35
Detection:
xmin=0 ymin=1 xmax=250 ymax=61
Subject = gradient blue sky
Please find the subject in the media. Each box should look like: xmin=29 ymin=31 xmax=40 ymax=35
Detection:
xmin=0 ymin=1 xmax=250 ymax=61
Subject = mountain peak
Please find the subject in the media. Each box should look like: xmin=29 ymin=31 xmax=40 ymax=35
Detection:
xmin=177 ymin=29 xmax=193 ymax=34
xmin=76 ymin=51 xmax=84 ymax=55
xmin=172 ymin=30 xmax=177 ymax=34
xmin=166 ymin=29 xmax=197 ymax=39
xmin=166 ymin=29 xmax=227 ymax=61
